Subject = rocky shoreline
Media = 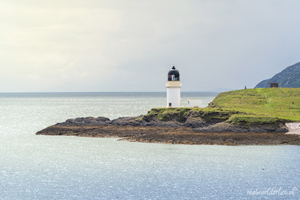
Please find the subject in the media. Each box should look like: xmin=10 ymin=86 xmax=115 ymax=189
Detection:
xmin=36 ymin=116 xmax=300 ymax=145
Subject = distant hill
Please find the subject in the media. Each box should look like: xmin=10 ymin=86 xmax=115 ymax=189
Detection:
xmin=255 ymin=62 xmax=300 ymax=88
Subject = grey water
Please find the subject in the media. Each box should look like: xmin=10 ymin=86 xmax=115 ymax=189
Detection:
xmin=0 ymin=92 xmax=299 ymax=200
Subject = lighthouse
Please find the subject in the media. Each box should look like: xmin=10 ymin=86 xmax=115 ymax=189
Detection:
xmin=166 ymin=66 xmax=182 ymax=108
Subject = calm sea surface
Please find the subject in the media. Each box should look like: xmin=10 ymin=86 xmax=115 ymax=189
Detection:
xmin=0 ymin=92 xmax=299 ymax=200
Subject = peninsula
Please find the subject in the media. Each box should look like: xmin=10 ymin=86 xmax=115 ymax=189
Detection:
xmin=36 ymin=88 xmax=300 ymax=145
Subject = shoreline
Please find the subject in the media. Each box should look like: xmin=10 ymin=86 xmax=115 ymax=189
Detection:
xmin=36 ymin=121 xmax=300 ymax=145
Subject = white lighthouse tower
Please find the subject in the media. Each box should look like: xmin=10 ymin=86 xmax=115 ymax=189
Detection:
xmin=166 ymin=66 xmax=182 ymax=108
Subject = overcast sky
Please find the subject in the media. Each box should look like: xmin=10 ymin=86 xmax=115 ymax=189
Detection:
xmin=1 ymin=0 xmax=300 ymax=92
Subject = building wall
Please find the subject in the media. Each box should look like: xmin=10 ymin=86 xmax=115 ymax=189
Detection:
xmin=167 ymin=88 xmax=181 ymax=107
xmin=188 ymin=99 xmax=202 ymax=108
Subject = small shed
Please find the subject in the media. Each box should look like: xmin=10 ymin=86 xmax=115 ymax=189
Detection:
xmin=188 ymin=99 xmax=202 ymax=108
xmin=270 ymin=82 xmax=279 ymax=88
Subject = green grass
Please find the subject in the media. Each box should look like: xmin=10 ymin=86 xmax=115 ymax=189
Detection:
xmin=142 ymin=88 xmax=300 ymax=126
xmin=145 ymin=107 xmax=192 ymax=122
xmin=211 ymin=88 xmax=300 ymax=122
xmin=227 ymin=115 xmax=282 ymax=127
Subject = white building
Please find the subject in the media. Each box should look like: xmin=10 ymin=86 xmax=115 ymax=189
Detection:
xmin=188 ymin=99 xmax=202 ymax=108
xmin=166 ymin=66 xmax=182 ymax=108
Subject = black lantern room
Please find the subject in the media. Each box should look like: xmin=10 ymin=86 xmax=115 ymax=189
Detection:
xmin=168 ymin=66 xmax=180 ymax=81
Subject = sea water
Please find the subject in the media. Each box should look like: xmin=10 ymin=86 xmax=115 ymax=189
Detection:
xmin=0 ymin=92 xmax=299 ymax=200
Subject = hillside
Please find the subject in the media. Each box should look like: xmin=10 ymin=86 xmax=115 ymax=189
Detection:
xmin=210 ymin=88 xmax=300 ymax=122
xmin=255 ymin=62 xmax=300 ymax=88
xmin=144 ymin=88 xmax=300 ymax=126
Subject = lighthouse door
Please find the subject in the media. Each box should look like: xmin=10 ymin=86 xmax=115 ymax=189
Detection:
xmin=169 ymin=103 xmax=172 ymax=108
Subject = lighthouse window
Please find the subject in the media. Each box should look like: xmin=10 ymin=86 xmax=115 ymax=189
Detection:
xmin=169 ymin=75 xmax=175 ymax=80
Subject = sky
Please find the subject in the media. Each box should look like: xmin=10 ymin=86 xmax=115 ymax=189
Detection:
xmin=1 ymin=0 xmax=300 ymax=92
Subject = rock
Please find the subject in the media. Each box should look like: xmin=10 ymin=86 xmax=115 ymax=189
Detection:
xmin=184 ymin=117 xmax=207 ymax=128
xmin=192 ymin=122 xmax=288 ymax=133
xmin=36 ymin=124 xmax=300 ymax=145
xmin=55 ymin=115 xmax=289 ymax=134
xmin=110 ymin=116 xmax=142 ymax=126
xmin=144 ymin=121 xmax=183 ymax=127
xmin=286 ymin=123 xmax=300 ymax=135
xmin=56 ymin=116 xmax=110 ymax=126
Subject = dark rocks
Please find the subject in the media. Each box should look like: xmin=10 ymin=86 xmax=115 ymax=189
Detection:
xmin=56 ymin=116 xmax=110 ymax=126
xmin=184 ymin=117 xmax=207 ymax=128
xmin=55 ymin=115 xmax=288 ymax=133
xmin=56 ymin=116 xmax=189 ymax=128
xmin=145 ymin=121 xmax=183 ymax=127
xmin=110 ymin=117 xmax=142 ymax=126
xmin=35 ymin=113 xmax=300 ymax=146
xmin=36 ymin=124 xmax=300 ymax=146
xmin=193 ymin=122 xmax=288 ymax=133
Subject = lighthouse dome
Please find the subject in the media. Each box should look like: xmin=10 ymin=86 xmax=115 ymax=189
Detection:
xmin=168 ymin=66 xmax=180 ymax=81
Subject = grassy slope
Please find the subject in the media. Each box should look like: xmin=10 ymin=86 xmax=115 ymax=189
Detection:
xmin=212 ymin=88 xmax=300 ymax=121
xmin=143 ymin=88 xmax=300 ymax=126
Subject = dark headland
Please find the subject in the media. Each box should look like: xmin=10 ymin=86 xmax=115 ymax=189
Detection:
xmin=255 ymin=62 xmax=300 ymax=88
xmin=36 ymin=88 xmax=300 ymax=145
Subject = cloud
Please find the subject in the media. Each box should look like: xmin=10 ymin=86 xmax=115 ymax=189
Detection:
xmin=1 ymin=0 xmax=300 ymax=92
